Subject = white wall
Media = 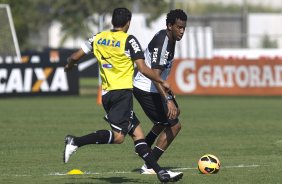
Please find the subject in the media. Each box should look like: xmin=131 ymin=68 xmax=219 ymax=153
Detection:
xmin=213 ymin=48 xmax=282 ymax=59
xmin=48 ymin=14 xmax=213 ymax=58
xmin=128 ymin=14 xmax=166 ymax=50
xmin=48 ymin=12 xmax=282 ymax=58
xmin=48 ymin=21 xmax=85 ymax=48
xmin=248 ymin=13 xmax=282 ymax=48
xmin=190 ymin=0 xmax=282 ymax=7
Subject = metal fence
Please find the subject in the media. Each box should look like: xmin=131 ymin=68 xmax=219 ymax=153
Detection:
xmin=188 ymin=14 xmax=246 ymax=49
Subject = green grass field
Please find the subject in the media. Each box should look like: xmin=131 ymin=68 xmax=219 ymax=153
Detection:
xmin=0 ymin=78 xmax=282 ymax=183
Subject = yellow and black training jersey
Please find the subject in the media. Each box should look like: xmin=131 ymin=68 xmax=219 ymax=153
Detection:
xmin=81 ymin=29 xmax=144 ymax=91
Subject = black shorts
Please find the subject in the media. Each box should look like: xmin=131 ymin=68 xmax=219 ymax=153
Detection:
xmin=102 ymin=89 xmax=140 ymax=135
xmin=133 ymin=87 xmax=179 ymax=126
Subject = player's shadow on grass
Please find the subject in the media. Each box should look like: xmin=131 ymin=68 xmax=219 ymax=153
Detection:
xmin=90 ymin=176 xmax=149 ymax=183
xmin=132 ymin=166 xmax=180 ymax=173
xmin=65 ymin=176 xmax=148 ymax=184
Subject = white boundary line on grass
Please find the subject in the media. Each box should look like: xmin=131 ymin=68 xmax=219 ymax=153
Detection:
xmin=47 ymin=164 xmax=261 ymax=176
xmin=173 ymin=164 xmax=260 ymax=171
xmin=0 ymin=164 xmax=261 ymax=177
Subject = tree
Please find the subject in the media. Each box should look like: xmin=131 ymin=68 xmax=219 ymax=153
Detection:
xmin=261 ymin=34 xmax=278 ymax=48
xmin=49 ymin=0 xmax=168 ymax=46
xmin=0 ymin=0 xmax=168 ymax=50
xmin=0 ymin=0 xmax=54 ymax=50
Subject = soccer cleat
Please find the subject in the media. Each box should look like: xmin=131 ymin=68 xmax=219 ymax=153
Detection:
xmin=63 ymin=135 xmax=78 ymax=163
xmin=157 ymin=170 xmax=170 ymax=183
xmin=157 ymin=170 xmax=184 ymax=183
xmin=166 ymin=170 xmax=183 ymax=182
xmin=140 ymin=164 xmax=156 ymax=174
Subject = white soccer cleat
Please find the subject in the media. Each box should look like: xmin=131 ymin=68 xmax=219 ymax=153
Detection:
xmin=140 ymin=164 xmax=183 ymax=182
xmin=167 ymin=170 xmax=183 ymax=182
xmin=157 ymin=169 xmax=183 ymax=182
xmin=63 ymin=135 xmax=78 ymax=163
xmin=140 ymin=164 xmax=156 ymax=175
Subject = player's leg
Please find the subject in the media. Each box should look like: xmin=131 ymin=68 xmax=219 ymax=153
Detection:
xmin=63 ymin=126 xmax=127 ymax=163
xmin=133 ymin=87 xmax=166 ymax=148
xmin=157 ymin=122 xmax=182 ymax=150
xmin=151 ymin=121 xmax=181 ymax=161
xmin=141 ymin=121 xmax=181 ymax=173
xmin=133 ymin=87 xmax=182 ymax=174
xmin=149 ymin=94 xmax=181 ymax=162
xmin=145 ymin=108 xmax=181 ymax=148
xmin=63 ymin=129 xmax=121 ymax=163
xmin=129 ymin=114 xmax=183 ymax=182
xmin=64 ymin=90 xmax=131 ymax=163
xmin=145 ymin=124 xmax=164 ymax=148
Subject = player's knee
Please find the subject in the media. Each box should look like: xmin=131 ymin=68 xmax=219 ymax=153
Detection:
xmin=178 ymin=123 xmax=182 ymax=132
xmin=113 ymin=133 xmax=125 ymax=144
xmin=173 ymin=122 xmax=182 ymax=133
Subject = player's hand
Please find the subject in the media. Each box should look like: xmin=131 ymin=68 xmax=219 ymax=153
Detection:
xmin=167 ymin=100 xmax=178 ymax=119
xmin=64 ymin=58 xmax=77 ymax=72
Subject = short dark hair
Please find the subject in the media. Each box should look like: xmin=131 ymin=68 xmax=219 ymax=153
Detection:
xmin=166 ymin=9 xmax=187 ymax=26
xmin=112 ymin=8 xmax=132 ymax=27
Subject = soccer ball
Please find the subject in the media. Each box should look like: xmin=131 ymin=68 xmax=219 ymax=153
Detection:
xmin=198 ymin=154 xmax=220 ymax=174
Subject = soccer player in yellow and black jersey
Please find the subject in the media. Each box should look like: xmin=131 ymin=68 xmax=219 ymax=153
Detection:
xmin=63 ymin=8 xmax=183 ymax=182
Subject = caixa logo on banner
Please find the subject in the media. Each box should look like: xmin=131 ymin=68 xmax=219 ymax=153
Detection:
xmin=0 ymin=64 xmax=79 ymax=97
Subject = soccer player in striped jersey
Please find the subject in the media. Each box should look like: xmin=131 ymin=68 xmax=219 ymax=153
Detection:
xmin=133 ymin=9 xmax=188 ymax=174
xmin=63 ymin=7 xmax=183 ymax=182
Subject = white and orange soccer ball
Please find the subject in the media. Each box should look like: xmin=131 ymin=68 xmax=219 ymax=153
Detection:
xmin=198 ymin=154 xmax=221 ymax=174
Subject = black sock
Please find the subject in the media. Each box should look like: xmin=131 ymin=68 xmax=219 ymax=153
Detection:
xmin=145 ymin=130 xmax=158 ymax=148
xmin=146 ymin=146 xmax=164 ymax=169
xmin=74 ymin=130 xmax=114 ymax=147
xmin=152 ymin=146 xmax=164 ymax=161
xmin=134 ymin=139 xmax=162 ymax=173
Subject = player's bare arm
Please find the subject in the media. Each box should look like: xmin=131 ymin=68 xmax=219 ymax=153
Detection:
xmin=135 ymin=58 xmax=170 ymax=89
xmin=64 ymin=49 xmax=85 ymax=72
xmin=152 ymin=68 xmax=178 ymax=119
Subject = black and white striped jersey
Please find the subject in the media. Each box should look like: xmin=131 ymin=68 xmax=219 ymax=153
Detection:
xmin=134 ymin=29 xmax=176 ymax=93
